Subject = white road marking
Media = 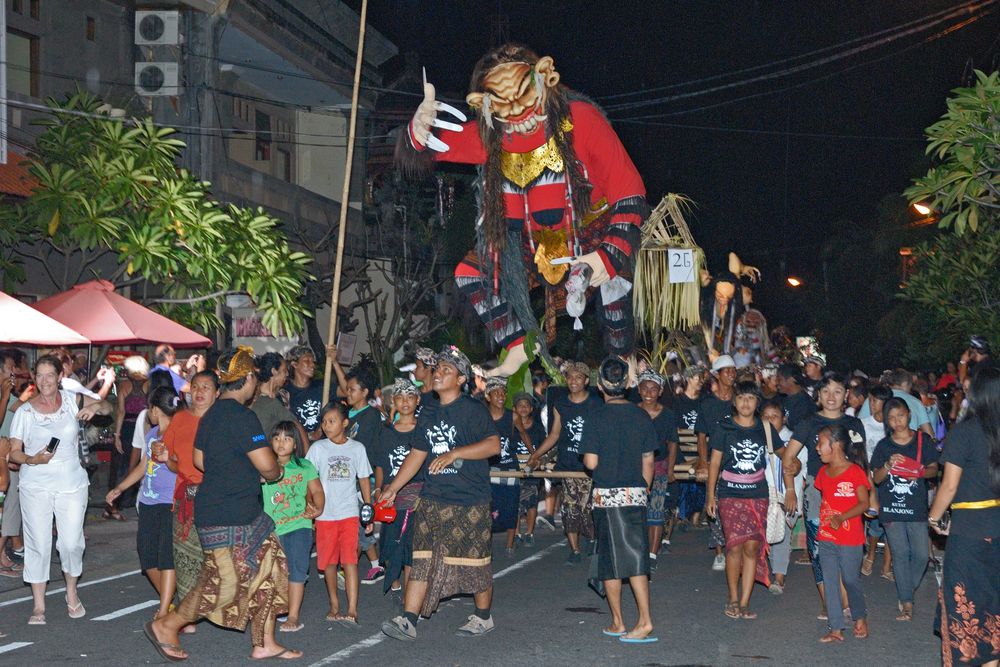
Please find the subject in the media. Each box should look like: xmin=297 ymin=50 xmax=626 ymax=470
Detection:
xmin=0 ymin=642 xmax=33 ymax=654
xmin=494 ymin=540 xmax=566 ymax=579
xmin=307 ymin=632 xmax=386 ymax=666
xmin=0 ymin=569 xmax=142 ymax=608
xmin=91 ymin=599 xmax=159 ymax=621
xmin=306 ymin=539 xmax=567 ymax=666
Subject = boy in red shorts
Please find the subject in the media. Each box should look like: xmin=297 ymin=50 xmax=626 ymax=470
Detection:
xmin=306 ymin=402 xmax=373 ymax=626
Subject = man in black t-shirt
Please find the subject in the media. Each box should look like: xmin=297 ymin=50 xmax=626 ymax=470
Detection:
xmin=802 ymin=355 xmax=825 ymax=398
xmin=581 ymin=357 xmax=657 ymax=643
xmin=777 ymin=363 xmax=815 ymax=431
xmin=528 ymin=361 xmax=601 ymax=564
xmin=285 ymin=345 xmax=329 ymax=440
xmin=381 ymin=346 xmax=501 ymax=641
xmin=147 ymin=347 xmax=299 ymax=662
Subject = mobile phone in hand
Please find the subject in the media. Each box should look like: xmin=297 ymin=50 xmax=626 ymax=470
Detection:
xmin=46 ymin=437 xmax=60 ymax=454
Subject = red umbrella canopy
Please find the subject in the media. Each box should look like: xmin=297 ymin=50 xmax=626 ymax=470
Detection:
xmin=32 ymin=280 xmax=211 ymax=348
xmin=0 ymin=290 xmax=91 ymax=346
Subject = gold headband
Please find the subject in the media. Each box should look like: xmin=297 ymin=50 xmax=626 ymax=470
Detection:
xmin=218 ymin=346 xmax=256 ymax=383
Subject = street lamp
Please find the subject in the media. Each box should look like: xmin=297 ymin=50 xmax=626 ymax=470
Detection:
xmin=786 ymin=277 xmax=802 ymax=287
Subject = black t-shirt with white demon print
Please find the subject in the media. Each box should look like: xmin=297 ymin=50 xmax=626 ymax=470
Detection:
xmin=489 ymin=409 xmax=520 ymax=471
xmin=412 ymin=395 xmax=498 ymax=506
xmin=711 ymin=418 xmax=782 ymax=499
xmin=870 ymin=432 xmax=939 ymax=522
xmin=374 ymin=423 xmax=424 ymax=487
xmin=673 ymin=394 xmax=702 ymax=433
xmin=553 ymin=393 xmax=604 ymax=472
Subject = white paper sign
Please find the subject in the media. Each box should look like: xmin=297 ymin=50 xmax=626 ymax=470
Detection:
xmin=668 ymin=248 xmax=695 ymax=283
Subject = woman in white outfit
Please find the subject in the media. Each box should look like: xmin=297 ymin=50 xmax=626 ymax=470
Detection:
xmin=8 ymin=354 xmax=112 ymax=625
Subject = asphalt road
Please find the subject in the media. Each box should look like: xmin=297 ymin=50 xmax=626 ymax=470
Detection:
xmin=0 ymin=497 xmax=941 ymax=666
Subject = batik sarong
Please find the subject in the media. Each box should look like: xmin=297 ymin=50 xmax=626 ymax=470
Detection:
xmin=410 ymin=497 xmax=492 ymax=617
xmin=176 ymin=512 xmax=288 ymax=647
xmin=718 ymin=497 xmax=770 ymax=586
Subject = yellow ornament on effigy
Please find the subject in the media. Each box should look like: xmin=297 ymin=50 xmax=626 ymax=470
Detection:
xmin=500 ymin=134 xmax=565 ymax=188
xmin=532 ymin=227 xmax=570 ymax=284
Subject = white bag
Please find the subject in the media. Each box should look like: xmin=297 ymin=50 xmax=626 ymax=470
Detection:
xmin=764 ymin=425 xmax=786 ymax=544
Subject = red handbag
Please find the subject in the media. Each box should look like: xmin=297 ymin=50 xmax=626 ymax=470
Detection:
xmin=889 ymin=432 xmax=925 ymax=479
xmin=374 ymin=500 xmax=397 ymax=523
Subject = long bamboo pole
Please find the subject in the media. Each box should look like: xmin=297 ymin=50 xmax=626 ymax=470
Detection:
xmin=322 ymin=0 xmax=368 ymax=406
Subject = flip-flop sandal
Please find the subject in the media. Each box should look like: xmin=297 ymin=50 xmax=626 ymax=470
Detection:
xmin=739 ymin=607 xmax=758 ymax=620
xmin=881 ymin=571 xmax=895 ymax=582
xmin=324 ymin=612 xmax=341 ymax=622
xmin=619 ymin=635 xmax=658 ymax=644
xmin=66 ymin=596 xmax=86 ymax=619
xmin=336 ymin=616 xmax=360 ymax=629
xmin=602 ymin=629 xmax=626 ymax=637
xmin=860 ymin=558 xmax=874 ymax=576
xmin=724 ymin=602 xmax=740 ymax=619
xmin=250 ymin=649 xmax=303 ymax=660
xmin=0 ymin=563 xmax=22 ymax=577
xmin=279 ymin=622 xmax=304 ymax=633
xmin=853 ymin=626 xmax=869 ymax=639
xmin=819 ymin=632 xmax=845 ymax=643
xmin=143 ymin=621 xmax=187 ymax=662
xmin=27 ymin=613 xmax=46 ymax=625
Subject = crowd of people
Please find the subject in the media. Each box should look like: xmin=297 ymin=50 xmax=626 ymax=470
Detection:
xmin=0 ymin=336 xmax=997 ymax=664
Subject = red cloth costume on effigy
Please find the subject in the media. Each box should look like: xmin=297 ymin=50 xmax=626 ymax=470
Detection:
xmin=399 ymin=44 xmax=648 ymax=374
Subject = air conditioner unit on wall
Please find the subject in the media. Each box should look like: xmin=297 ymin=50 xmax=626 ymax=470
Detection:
xmin=135 ymin=10 xmax=180 ymax=46
xmin=135 ymin=62 xmax=181 ymax=96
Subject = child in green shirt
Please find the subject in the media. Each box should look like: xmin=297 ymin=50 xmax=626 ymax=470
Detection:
xmin=262 ymin=421 xmax=324 ymax=632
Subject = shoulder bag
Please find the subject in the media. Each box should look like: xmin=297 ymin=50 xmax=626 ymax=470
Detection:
xmin=764 ymin=424 xmax=786 ymax=544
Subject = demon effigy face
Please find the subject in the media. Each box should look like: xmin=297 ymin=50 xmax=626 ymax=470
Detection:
xmin=466 ymin=56 xmax=560 ymax=135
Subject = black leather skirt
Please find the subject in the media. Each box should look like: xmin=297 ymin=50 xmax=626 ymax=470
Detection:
xmin=594 ymin=505 xmax=649 ymax=580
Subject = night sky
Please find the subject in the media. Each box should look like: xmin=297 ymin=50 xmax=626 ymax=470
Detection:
xmin=353 ymin=0 xmax=1000 ymax=339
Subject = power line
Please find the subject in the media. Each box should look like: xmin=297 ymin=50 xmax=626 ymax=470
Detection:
xmin=2 ymin=97 xmax=394 ymax=148
xmin=1 ymin=60 xmax=411 ymax=121
xmin=603 ymin=0 xmax=996 ymax=113
xmin=611 ymin=7 xmax=996 ymax=121
xmin=597 ymin=0 xmax=987 ymax=101
xmin=615 ymin=118 xmax=925 ymax=143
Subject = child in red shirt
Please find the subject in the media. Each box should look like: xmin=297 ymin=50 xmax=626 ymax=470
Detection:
xmin=814 ymin=423 xmax=871 ymax=643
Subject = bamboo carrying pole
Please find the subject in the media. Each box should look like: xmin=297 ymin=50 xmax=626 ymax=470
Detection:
xmin=322 ymin=0 xmax=368 ymax=406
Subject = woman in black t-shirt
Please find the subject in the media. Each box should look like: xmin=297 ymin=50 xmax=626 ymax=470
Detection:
xmin=484 ymin=379 xmax=521 ymax=555
xmin=928 ymin=366 xmax=1000 ymax=666
xmin=512 ymin=393 xmax=544 ymax=546
xmin=373 ymin=379 xmax=424 ymax=597
xmin=870 ymin=398 xmax=940 ymax=620
xmin=706 ymin=381 xmax=782 ymax=620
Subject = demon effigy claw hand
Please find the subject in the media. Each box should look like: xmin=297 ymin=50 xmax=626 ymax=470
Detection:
xmin=410 ymin=70 xmax=468 ymax=153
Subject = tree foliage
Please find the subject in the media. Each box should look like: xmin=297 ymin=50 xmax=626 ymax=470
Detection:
xmin=0 ymin=92 xmax=312 ymax=335
xmin=353 ymin=173 xmax=463 ymax=383
xmin=905 ymin=70 xmax=1000 ymax=234
xmin=901 ymin=227 xmax=1000 ymax=355
xmin=900 ymin=69 xmax=1000 ymax=356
